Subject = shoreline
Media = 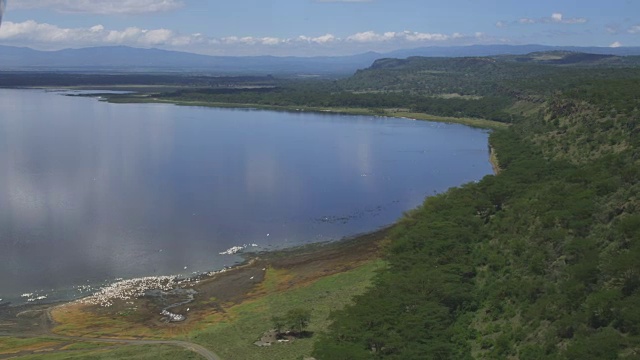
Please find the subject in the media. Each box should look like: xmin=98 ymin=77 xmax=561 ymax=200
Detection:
xmin=8 ymin=86 xmax=508 ymax=131
xmin=489 ymin=145 xmax=501 ymax=175
xmin=0 ymin=88 xmax=498 ymax=314
xmin=0 ymin=88 xmax=501 ymax=308
xmin=104 ymin=96 xmax=510 ymax=130
xmin=2 ymin=225 xmax=390 ymax=309
xmin=1 ymin=225 xmax=391 ymax=335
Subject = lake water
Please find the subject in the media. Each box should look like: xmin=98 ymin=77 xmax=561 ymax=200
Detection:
xmin=0 ymin=89 xmax=493 ymax=305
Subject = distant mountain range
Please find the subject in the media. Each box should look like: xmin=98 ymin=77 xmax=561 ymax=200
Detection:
xmin=1 ymin=44 xmax=640 ymax=76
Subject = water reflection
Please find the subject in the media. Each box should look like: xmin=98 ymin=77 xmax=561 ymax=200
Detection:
xmin=0 ymin=89 xmax=492 ymax=304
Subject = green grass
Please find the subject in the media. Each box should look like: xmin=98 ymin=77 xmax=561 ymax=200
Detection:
xmin=0 ymin=337 xmax=68 ymax=354
xmin=107 ymin=96 xmax=379 ymax=116
xmin=8 ymin=345 xmax=202 ymax=360
xmin=104 ymin=95 xmax=507 ymax=130
xmin=391 ymin=111 xmax=509 ymax=130
xmin=188 ymin=260 xmax=385 ymax=360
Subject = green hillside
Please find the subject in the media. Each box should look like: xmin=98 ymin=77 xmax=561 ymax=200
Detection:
xmin=311 ymin=56 xmax=640 ymax=359
xmin=145 ymin=52 xmax=640 ymax=125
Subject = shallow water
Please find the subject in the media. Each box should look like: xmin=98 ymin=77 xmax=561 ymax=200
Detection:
xmin=0 ymin=89 xmax=493 ymax=305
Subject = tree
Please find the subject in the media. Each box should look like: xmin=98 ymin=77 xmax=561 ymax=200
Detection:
xmin=285 ymin=308 xmax=312 ymax=335
xmin=271 ymin=315 xmax=286 ymax=333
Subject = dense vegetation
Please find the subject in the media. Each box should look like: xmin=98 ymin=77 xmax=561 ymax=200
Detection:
xmin=309 ymin=55 xmax=640 ymax=359
xmin=153 ymin=53 xmax=640 ymax=125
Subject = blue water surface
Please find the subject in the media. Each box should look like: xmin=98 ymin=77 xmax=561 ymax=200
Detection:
xmin=0 ymin=89 xmax=493 ymax=305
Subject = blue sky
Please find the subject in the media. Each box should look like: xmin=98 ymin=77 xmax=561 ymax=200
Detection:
xmin=1 ymin=0 xmax=639 ymax=56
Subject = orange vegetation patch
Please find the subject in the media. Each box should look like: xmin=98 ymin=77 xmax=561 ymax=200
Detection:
xmin=50 ymin=302 xmax=175 ymax=339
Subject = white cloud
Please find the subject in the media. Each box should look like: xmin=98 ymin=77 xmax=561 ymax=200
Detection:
xmin=298 ymin=34 xmax=337 ymax=44
xmin=346 ymin=30 xmax=460 ymax=43
xmin=0 ymin=20 xmax=197 ymax=47
xmin=218 ymin=36 xmax=287 ymax=46
xmin=10 ymin=0 xmax=184 ymax=15
xmin=551 ymin=13 xmax=563 ymax=22
xmin=609 ymin=41 xmax=622 ymax=48
xmin=347 ymin=31 xmax=392 ymax=42
xmin=629 ymin=25 xmax=640 ymax=34
xmin=405 ymin=31 xmax=449 ymax=42
xmin=0 ymin=20 xmax=492 ymax=56
xmin=261 ymin=37 xmax=283 ymax=46
xmin=516 ymin=13 xmax=587 ymax=25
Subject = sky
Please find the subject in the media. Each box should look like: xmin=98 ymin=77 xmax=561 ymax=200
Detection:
xmin=0 ymin=0 xmax=639 ymax=56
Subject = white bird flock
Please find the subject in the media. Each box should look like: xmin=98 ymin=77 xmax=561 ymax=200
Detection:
xmin=219 ymin=243 xmax=259 ymax=255
xmin=78 ymin=266 xmax=235 ymax=308
xmin=160 ymin=309 xmax=186 ymax=322
xmin=80 ymin=275 xmax=191 ymax=307
xmin=21 ymin=293 xmax=48 ymax=302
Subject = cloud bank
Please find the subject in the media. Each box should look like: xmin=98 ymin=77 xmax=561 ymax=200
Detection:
xmin=0 ymin=20 xmax=489 ymax=56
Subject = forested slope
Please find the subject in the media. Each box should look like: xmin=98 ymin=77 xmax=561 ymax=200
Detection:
xmin=312 ymin=60 xmax=640 ymax=359
xmin=155 ymin=52 xmax=640 ymax=125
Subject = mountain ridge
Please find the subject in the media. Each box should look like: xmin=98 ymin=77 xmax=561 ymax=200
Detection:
xmin=1 ymin=44 xmax=640 ymax=75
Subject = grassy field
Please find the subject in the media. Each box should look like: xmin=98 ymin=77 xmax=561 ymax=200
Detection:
xmin=0 ymin=337 xmax=69 ymax=355
xmin=390 ymin=111 xmax=509 ymax=130
xmin=46 ymin=259 xmax=384 ymax=359
xmin=51 ymin=303 xmax=178 ymax=339
xmin=189 ymin=260 xmax=385 ymax=360
xmin=6 ymin=344 xmax=202 ymax=360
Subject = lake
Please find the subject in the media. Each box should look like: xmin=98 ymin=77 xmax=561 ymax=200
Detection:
xmin=0 ymin=89 xmax=493 ymax=305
